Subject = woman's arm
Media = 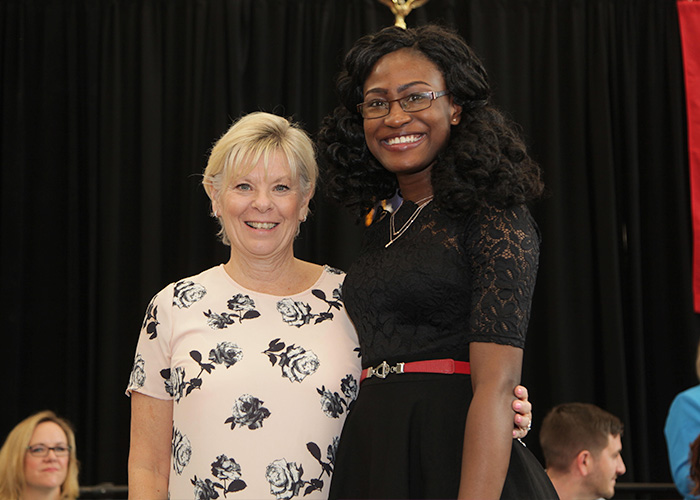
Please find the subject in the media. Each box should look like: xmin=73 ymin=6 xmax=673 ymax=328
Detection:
xmin=128 ymin=392 xmax=173 ymax=499
xmin=458 ymin=342 xmax=523 ymax=499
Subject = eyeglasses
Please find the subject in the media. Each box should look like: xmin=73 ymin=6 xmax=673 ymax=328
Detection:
xmin=26 ymin=445 xmax=71 ymax=457
xmin=357 ymin=90 xmax=450 ymax=119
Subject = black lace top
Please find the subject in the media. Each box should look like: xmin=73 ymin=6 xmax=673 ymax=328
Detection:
xmin=343 ymin=201 xmax=541 ymax=369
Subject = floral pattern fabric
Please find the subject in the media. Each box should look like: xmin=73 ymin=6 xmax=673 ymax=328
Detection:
xmin=126 ymin=265 xmax=361 ymax=499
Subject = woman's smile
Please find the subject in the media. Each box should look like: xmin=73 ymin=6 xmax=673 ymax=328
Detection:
xmin=382 ymin=133 xmax=425 ymax=148
xmin=245 ymin=221 xmax=279 ymax=230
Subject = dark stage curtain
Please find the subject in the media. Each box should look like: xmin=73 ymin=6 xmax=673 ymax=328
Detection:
xmin=1 ymin=0 xmax=698 ymax=487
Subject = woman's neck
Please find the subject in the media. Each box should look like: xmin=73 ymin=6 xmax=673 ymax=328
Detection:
xmin=399 ymin=188 xmax=434 ymax=204
xmin=22 ymin=485 xmax=62 ymax=500
xmin=224 ymin=254 xmax=321 ymax=295
xmin=396 ymin=178 xmax=433 ymax=204
xmin=395 ymin=161 xmax=434 ymax=203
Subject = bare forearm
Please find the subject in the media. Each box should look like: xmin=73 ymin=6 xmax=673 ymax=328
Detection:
xmin=129 ymin=392 xmax=173 ymax=500
xmin=128 ymin=467 xmax=169 ymax=500
xmin=458 ymin=343 xmax=523 ymax=499
xmin=457 ymin=390 xmax=513 ymax=499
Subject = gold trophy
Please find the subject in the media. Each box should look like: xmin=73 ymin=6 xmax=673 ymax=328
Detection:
xmin=378 ymin=0 xmax=430 ymax=29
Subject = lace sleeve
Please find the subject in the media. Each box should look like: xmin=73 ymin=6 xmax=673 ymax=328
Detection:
xmin=465 ymin=204 xmax=541 ymax=347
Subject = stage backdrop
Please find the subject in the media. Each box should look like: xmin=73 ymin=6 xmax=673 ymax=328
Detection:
xmin=2 ymin=0 xmax=699 ymax=487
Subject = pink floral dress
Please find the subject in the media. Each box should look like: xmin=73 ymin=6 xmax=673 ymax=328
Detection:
xmin=126 ymin=265 xmax=361 ymax=500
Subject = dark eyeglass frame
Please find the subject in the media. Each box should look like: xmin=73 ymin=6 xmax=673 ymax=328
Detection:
xmin=356 ymin=90 xmax=450 ymax=119
xmin=26 ymin=444 xmax=72 ymax=457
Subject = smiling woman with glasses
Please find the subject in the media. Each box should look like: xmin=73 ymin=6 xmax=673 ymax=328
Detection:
xmin=0 ymin=410 xmax=80 ymax=500
xmin=318 ymin=23 xmax=554 ymax=498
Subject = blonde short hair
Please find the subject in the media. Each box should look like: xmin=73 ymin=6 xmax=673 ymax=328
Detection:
xmin=202 ymin=112 xmax=318 ymax=245
xmin=0 ymin=410 xmax=80 ymax=500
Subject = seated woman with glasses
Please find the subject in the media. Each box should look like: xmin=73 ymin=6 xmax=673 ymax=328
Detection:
xmin=0 ymin=410 xmax=80 ymax=500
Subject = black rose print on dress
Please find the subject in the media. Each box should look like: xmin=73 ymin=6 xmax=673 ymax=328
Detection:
xmin=340 ymin=374 xmax=359 ymax=410
xmin=318 ymin=374 xmax=358 ymax=418
xmin=191 ymin=454 xmax=247 ymax=498
xmin=225 ymin=394 xmax=271 ymax=430
xmin=163 ymin=366 xmax=186 ymax=402
xmin=161 ymin=345 xmax=243 ymax=402
xmin=204 ymin=293 xmax=261 ymax=329
xmin=326 ymin=436 xmax=340 ymax=470
xmin=161 ymin=352 xmax=211 ymax=400
xmin=265 ymin=458 xmax=304 ymax=500
xmin=142 ymin=297 xmax=159 ymax=340
xmin=208 ymin=342 xmax=243 ymax=368
xmin=302 ymin=441 xmax=335 ymax=496
xmin=262 ymin=339 xmax=320 ymax=383
xmin=276 ymin=299 xmax=312 ymax=327
xmin=129 ymin=354 xmax=146 ymax=390
xmin=172 ymin=427 xmax=192 ymax=475
xmin=276 ymin=286 xmax=343 ymax=327
xmin=191 ymin=476 xmax=219 ymax=500
xmin=173 ymin=280 xmax=207 ymax=309
xmin=318 ymin=387 xmax=344 ymax=418
xmin=280 ymin=346 xmax=320 ymax=383
xmin=211 ymin=454 xmax=246 ymax=492
xmin=265 ymin=439 xmax=338 ymax=499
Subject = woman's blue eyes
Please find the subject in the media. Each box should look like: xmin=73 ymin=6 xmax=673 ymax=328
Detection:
xmin=233 ymin=184 xmax=290 ymax=192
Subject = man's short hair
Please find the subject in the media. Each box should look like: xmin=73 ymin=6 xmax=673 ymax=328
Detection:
xmin=540 ymin=402 xmax=624 ymax=472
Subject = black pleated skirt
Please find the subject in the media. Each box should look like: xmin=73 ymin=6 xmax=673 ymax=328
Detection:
xmin=329 ymin=374 xmax=558 ymax=499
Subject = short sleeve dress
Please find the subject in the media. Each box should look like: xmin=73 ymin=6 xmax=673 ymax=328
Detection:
xmin=126 ymin=264 xmax=361 ymax=500
xmin=328 ymin=201 xmax=558 ymax=499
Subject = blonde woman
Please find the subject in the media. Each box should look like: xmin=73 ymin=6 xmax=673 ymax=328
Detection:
xmin=127 ymin=112 xmax=363 ymax=499
xmin=0 ymin=410 xmax=79 ymax=500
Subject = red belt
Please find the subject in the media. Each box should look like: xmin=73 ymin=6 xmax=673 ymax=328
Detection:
xmin=360 ymin=358 xmax=471 ymax=383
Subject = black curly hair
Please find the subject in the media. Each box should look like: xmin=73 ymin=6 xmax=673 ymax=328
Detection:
xmin=317 ymin=24 xmax=544 ymax=221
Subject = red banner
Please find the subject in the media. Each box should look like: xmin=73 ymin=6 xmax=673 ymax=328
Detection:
xmin=678 ymin=1 xmax=700 ymax=313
